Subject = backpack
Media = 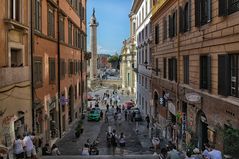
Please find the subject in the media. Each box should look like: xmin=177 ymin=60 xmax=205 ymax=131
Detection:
xmin=111 ymin=134 xmax=117 ymax=146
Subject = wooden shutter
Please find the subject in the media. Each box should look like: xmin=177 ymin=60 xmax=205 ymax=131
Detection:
xmin=219 ymin=0 xmax=227 ymax=16
xmin=208 ymin=0 xmax=212 ymax=22
xmin=218 ymin=54 xmax=230 ymax=96
xmin=188 ymin=0 xmax=192 ymax=30
xmin=169 ymin=15 xmax=173 ymax=38
xmin=175 ymin=58 xmax=177 ymax=82
xmin=207 ymin=55 xmax=211 ymax=92
xmin=200 ymin=56 xmax=203 ymax=89
xmin=195 ymin=0 xmax=201 ymax=27
xmin=39 ymin=60 xmax=43 ymax=84
xmin=179 ymin=7 xmax=184 ymax=33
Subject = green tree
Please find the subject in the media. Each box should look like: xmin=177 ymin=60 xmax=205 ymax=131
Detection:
xmin=223 ymin=126 xmax=239 ymax=157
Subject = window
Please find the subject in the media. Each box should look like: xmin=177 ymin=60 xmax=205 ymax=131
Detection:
xmin=10 ymin=0 xmax=21 ymax=22
xmin=145 ymin=77 xmax=148 ymax=89
xmin=35 ymin=0 xmax=41 ymax=30
xmin=179 ymin=2 xmax=191 ymax=33
xmin=59 ymin=15 xmax=64 ymax=42
xmin=81 ymin=6 xmax=85 ymax=21
xmin=68 ymin=60 xmax=73 ymax=76
xmin=33 ymin=57 xmax=43 ymax=87
xmin=73 ymin=26 xmax=77 ymax=47
xmin=142 ymin=48 xmax=144 ymax=64
xmin=127 ymin=73 xmax=130 ymax=86
xmin=155 ymin=24 xmax=159 ymax=44
xmin=48 ymin=5 xmax=55 ymax=37
xmin=156 ymin=58 xmax=159 ymax=76
xmin=169 ymin=11 xmax=177 ymax=38
xmin=75 ymin=85 xmax=77 ymax=99
xmin=68 ymin=21 xmax=72 ymax=46
xmin=60 ymin=59 xmax=66 ymax=79
xmin=168 ymin=57 xmax=177 ymax=81
xmin=74 ymin=60 xmax=78 ymax=74
xmin=183 ymin=55 xmax=189 ymax=84
xmin=78 ymin=2 xmax=82 ymax=16
xmin=200 ymin=55 xmax=211 ymax=90
xmin=78 ymin=29 xmax=81 ymax=48
xmin=142 ymin=76 xmax=144 ymax=86
xmin=139 ymin=75 xmax=141 ymax=84
xmin=163 ymin=58 xmax=167 ymax=78
xmin=78 ymin=60 xmax=81 ymax=74
xmin=49 ymin=58 xmax=56 ymax=83
xmin=163 ymin=17 xmax=167 ymax=40
xmin=78 ymin=82 xmax=81 ymax=96
xmin=219 ymin=0 xmax=239 ymax=16
xmin=195 ymin=0 xmax=212 ymax=27
xmin=145 ymin=47 xmax=148 ymax=64
xmin=10 ymin=48 xmax=23 ymax=67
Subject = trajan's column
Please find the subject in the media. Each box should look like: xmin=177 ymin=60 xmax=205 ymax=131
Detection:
xmin=89 ymin=8 xmax=99 ymax=88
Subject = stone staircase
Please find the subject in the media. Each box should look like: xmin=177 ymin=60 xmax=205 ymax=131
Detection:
xmin=42 ymin=154 xmax=158 ymax=159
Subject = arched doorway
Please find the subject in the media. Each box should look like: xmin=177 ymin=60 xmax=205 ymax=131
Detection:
xmin=196 ymin=110 xmax=208 ymax=149
xmin=153 ymin=91 xmax=159 ymax=120
xmin=68 ymin=86 xmax=74 ymax=124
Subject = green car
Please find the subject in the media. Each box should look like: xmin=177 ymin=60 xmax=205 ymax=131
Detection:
xmin=88 ymin=109 xmax=101 ymax=121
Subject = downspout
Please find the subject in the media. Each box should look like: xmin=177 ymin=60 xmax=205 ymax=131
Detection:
xmin=176 ymin=0 xmax=180 ymax=148
xmin=31 ymin=0 xmax=35 ymax=133
xmin=57 ymin=0 xmax=62 ymax=138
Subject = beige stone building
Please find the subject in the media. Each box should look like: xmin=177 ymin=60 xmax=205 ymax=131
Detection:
xmin=0 ymin=0 xmax=32 ymax=149
xmin=151 ymin=0 xmax=239 ymax=154
xmin=120 ymin=38 xmax=136 ymax=95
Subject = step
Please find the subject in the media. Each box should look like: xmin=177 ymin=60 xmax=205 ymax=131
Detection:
xmin=42 ymin=154 xmax=158 ymax=159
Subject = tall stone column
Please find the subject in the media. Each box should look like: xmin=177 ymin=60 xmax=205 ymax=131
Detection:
xmin=89 ymin=8 xmax=98 ymax=80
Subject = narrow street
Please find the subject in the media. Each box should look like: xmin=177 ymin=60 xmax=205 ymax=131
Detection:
xmin=56 ymin=88 xmax=153 ymax=156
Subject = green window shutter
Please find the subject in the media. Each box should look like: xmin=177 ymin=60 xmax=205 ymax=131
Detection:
xmin=207 ymin=55 xmax=211 ymax=92
xmin=218 ymin=54 xmax=230 ymax=96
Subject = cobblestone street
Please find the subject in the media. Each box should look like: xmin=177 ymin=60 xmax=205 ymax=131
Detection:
xmin=56 ymin=88 xmax=153 ymax=156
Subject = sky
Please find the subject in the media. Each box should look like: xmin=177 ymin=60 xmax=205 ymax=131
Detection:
xmin=87 ymin=0 xmax=132 ymax=55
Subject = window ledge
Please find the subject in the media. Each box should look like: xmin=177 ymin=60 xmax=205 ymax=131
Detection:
xmin=4 ymin=19 xmax=29 ymax=32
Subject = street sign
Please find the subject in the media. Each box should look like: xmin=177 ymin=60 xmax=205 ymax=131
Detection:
xmin=159 ymin=97 xmax=164 ymax=105
xmin=60 ymin=96 xmax=69 ymax=105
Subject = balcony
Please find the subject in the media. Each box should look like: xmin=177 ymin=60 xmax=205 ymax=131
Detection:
xmin=152 ymin=0 xmax=167 ymax=16
xmin=0 ymin=66 xmax=30 ymax=88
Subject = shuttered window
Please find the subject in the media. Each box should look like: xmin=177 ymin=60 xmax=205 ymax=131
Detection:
xmin=180 ymin=2 xmax=191 ymax=33
xmin=35 ymin=0 xmax=41 ymax=31
xmin=156 ymin=58 xmax=159 ymax=76
xmin=230 ymin=55 xmax=239 ymax=97
xmin=59 ymin=15 xmax=64 ymax=42
xmin=219 ymin=0 xmax=239 ymax=16
xmin=184 ymin=55 xmax=189 ymax=84
xmin=49 ymin=58 xmax=56 ymax=83
xmin=68 ymin=21 xmax=72 ymax=46
xmin=47 ymin=5 xmax=55 ymax=38
xmin=155 ymin=24 xmax=159 ymax=44
xmin=163 ymin=17 xmax=167 ymax=40
xmin=33 ymin=57 xmax=43 ymax=87
xmin=60 ymin=59 xmax=66 ymax=80
xmin=195 ymin=0 xmax=212 ymax=27
xmin=163 ymin=58 xmax=167 ymax=79
xmin=218 ymin=54 xmax=230 ymax=96
xmin=169 ymin=11 xmax=177 ymax=38
xmin=168 ymin=57 xmax=177 ymax=81
xmin=200 ymin=55 xmax=211 ymax=91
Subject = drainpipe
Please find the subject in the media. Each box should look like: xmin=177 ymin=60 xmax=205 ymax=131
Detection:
xmin=57 ymin=0 xmax=62 ymax=138
xmin=176 ymin=0 xmax=180 ymax=149
xmin=30 ymin=0 xmax=35 ymax=133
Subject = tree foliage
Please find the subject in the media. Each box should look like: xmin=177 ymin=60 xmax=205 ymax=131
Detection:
xmin=223 ymin=126 xmax=239 ymax=156
xmin=108 ymin=55 xmax=119 ymax=63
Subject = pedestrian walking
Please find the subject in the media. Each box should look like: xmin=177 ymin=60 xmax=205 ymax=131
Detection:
xmin=145 ymin=115 xmax=150 ymax=128
xmin=208 ymin=145 xmax=222 ymax=159
xmin=42 ymin=143 xmax=51 ymax=156
xmin=202 ymin=143 xmax=211 ymax=159
xmin=119 ymin=133 xmax=126 ymax=147
xmin=13 ymin=135 xmax=24 ymax=159
xmin=51 ymin=144 xmax=61 ymax=156
xmin=124 ymin=110 xmax=128 ymax=121
xmin=166 ymin=144 xmax=181 ymax=159
xmin=23 ymin=132 xmax=34 ymax=158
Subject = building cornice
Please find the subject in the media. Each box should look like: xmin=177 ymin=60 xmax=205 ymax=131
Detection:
xmin=131 ymin=0 xmax=143 ymax=14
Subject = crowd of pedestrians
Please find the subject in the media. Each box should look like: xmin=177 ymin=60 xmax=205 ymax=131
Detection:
xmin=155 ymin=142 xmax=222 ymax=159
xmin=12 ymin=131 xmax=61 ymax=159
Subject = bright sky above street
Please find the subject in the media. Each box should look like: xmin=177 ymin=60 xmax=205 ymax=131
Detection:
xmin=87 ymin=0 xmax=132 ymax=55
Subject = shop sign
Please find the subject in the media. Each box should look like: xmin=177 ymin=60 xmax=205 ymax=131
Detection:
xmin=168 ymin=102 xmax=176 ymax=115
xmin=60 ymin=96 xmax=69 ymax=105
xmin=182 ymin=113 xmax=187 ymax=136
xmin=185 ymin=93 xmax=201 ymax=103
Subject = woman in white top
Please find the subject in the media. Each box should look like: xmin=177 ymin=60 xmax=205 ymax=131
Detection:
xmin=13 ymin=135 xmax=24 ymax=159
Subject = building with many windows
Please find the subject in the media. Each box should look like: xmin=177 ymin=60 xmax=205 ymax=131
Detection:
xmin=32 ymin=0 xmax=87 ymax=144
xmin=131 ymin=0 xmax=153 ymax=117
xmin=151 ymin=0 xmax=239 ymax=153
xmin=0 ymin=0 xmax=32 ymax=153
